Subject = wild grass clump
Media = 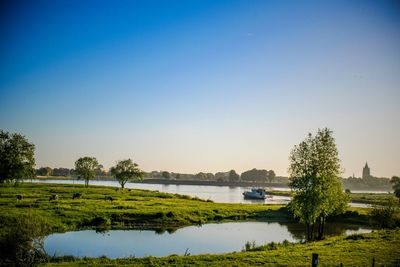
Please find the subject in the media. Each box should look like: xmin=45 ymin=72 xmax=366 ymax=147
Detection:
xmin=242 ymin=240 xmax=292 ymax=252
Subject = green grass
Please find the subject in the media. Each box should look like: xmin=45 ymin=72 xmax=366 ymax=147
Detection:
xmin=269 ymin=190 xmax=394 ymax=206
xmin=44 ymin=229 xmax=400 ymax=266
xmin=349 ymin=192 xmax=394 ymax=205
xmin=0 ymin=183 xmax=291 ymax=235
xmin=2 ymin=183 xmax=396 ymax=266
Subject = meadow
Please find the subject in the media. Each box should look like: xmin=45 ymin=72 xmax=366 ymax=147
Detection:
xmin=0 ymin=183 xmax=398 ymax=266
xmin=45 ymin=229 xmax=400 ymax=266
xmin=0 ymin=183 xmax=291 ymax=235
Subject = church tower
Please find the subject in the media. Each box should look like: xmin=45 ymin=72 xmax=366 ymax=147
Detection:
xmin=362 ymin=162 xmax=371 ymax=179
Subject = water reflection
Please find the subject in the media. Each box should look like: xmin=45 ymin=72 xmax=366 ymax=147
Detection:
xmin=44 ymin=222 xmax=370 ymax=258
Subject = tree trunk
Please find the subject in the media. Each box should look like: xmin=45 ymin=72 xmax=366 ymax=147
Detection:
xmin=310 ymin=223 xmax=315 ymax=241
xmin=320 ymin=217 xmax=325 ymax=239
xmin=316 ymin=217 xmax=325 ymax=240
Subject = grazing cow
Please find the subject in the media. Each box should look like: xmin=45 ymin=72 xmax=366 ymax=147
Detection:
xmin=16 ymin=194 xmax=23 ymax=201
xmin=49 ymin=194 xmax=59 ymax=201
xmin=72 ymin=193 xmax=82 ymax=199
xmin=105 ymin=196 xmax=113 ymax=201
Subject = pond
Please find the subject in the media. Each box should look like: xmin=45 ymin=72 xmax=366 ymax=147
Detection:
xmin=44 ymin=222 xmax=370 ymax=258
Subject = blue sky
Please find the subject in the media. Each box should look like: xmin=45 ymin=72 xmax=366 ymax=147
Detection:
xmin=1 ymin=0 xmax=399 ymax=177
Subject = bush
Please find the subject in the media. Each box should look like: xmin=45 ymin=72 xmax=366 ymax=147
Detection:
xmin=90 ymin=216 xmax=111 ymax=227
xmin=370 ymin=197 xmax=399 ymax=228
xmin=243 ymin=240 xmax=257 ymax=251
xmin=0 ymin=211 xmax=50 ymax=266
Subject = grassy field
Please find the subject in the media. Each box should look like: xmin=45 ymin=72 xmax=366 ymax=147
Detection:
xmin=44 ymin=229 xmax=400 ymax=266
xmin=1 ymin=183 xmax=397 ymax=266
xmin=0 ymin=183 xmax=293 ymax=235
xmin=268 ymin=190 xmax=393 ymax=206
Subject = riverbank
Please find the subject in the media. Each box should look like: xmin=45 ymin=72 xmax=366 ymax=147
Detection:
xmin=31 ymin=178 xmax=392 ymax=207
xmin=1 ymin=183 xmax=393 ymax=266
xmin=0 ymin=183 xmax=292 ymax=236
xmin=34 ymin=176 xmax=393 ymax=191
xmin=35 ymin=176 xmax=290 ymax=188
xmin=0 ymin=183 xmax=373 ymax=235
xmin=44 ymin=229 xmax=400 ymax=266
xmin=268 ymin=190 xmax=393 ymax=206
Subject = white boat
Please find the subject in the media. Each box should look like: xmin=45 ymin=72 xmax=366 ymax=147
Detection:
xmin=243 ymin=188 xmax=267 ymax=199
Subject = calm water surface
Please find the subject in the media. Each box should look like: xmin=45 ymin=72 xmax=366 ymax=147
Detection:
xmin=32 ymin=179 xmax=380 ymax=207
xmin=44 ymin=222 xmax=370 ymax=258
xmin=32 ymin=179 xmax=291 ymax=204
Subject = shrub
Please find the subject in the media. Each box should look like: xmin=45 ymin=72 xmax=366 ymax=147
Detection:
xmin=243 ymin=240 xmax=257 ymax=251
xmin=370 ymin=197 xmax=399 ymax=228
xmin=90 ymin=216 xmax=111 ymax=227
xmin=0 ymin=211 xmax=50 ymax=266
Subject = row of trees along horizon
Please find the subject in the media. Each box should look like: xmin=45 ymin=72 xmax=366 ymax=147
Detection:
xmin=35 ymin=166 xmax=394 ymax=189
xmin=36 ymin=166 xmax=278 ymax=183
xmin=1 ymin=128 xmax=400 ymax=241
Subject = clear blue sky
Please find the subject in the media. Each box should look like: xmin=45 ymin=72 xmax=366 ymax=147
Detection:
xmin=1 ymin=0 xmax=399 ymax=177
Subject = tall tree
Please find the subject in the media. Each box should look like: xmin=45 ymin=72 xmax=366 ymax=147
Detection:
xmin=0 ymin=130 xmax=35 ymax=184
xmin=110 ymin=159 xmax=144 ymax=189
xmin=391 ymin=176 xmax=400 ymax=203
xmin=161 ymin=171 xmax=171 ymax=179
xmin=240 ymin=168 xmax=268 ymax=182
xmin=267 ymin=170 xmax=276 ymax=183
xmin=289 ymin=128 xmax=348 ymax=240
xmin=74 ymin=157 xmax=99 ymax=187
xmin=228 ymin=170 xmax=240 ymax=182
xmin=36 ymin=167 xmax=53 ymax=176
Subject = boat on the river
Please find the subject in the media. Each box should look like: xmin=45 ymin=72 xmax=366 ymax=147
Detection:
xmin=243 ymin=188 xmax=267 ymax=199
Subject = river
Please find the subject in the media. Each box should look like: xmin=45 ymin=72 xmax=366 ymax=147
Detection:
xmin=31 ymin=179 xmax=378 ymax=207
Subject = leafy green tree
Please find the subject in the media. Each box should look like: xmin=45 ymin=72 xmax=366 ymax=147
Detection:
xmin=391 ymin=176 xmax=400 ymax=203
xmin=267 ymin=170 xmax=276 ymax=183
xmin=228 ymin=170 xmax=240 ymax=182
xmin=110 ymin=159 xmax=144 ymax=189
xmin=74 ymin=157 xmax=99 ymax=187
xmin=289 ymin=128 xmax=348 ymax=241
xmin=161 ymin=171 xmax=171 ymax=179
xmin=36 ymin=167 xmax=53 ymax=176
xmin=0 ymin=130 xmax=35 ymax=184
xmin=240 ymin=168 xmax=268 ymax=182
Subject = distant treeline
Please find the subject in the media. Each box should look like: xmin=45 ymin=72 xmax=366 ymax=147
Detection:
xmin=36 ymin=167 xmax=283 ymax=183
xmin=36 ymin=166 xmax=109 ymax=177
xmin=35 ymin=166 xmax=393 ymax=189
xmin=147 ymin=168 xmax=281 ymax=183
xmin=343 ymin=176 xmax=392 ymax=191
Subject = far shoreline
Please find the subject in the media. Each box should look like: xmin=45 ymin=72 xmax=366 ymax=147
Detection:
xmin=34 ymin=176 xmax=290 ymax=188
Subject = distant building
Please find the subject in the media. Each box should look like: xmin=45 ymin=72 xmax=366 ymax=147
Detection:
xmin=362 ymin=162 xmax=371 ymax=179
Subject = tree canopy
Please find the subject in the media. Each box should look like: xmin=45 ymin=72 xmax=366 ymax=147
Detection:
xmin=228 ymin=170 xmax=240 ymax=182
xmin=0 ymin=130 xmax=35 ymax=183
xmin=74 ymin=157 xmax=99 ymax=187
xmin=391 ymin=176 xmax=400 ymax=202
xmin=240 ymin=168 xmax=275 ymax=182
xmin=289 ymin=128 xmax=348 ymax=240
xmin=110 ymin=159 xmax=143 ymax=189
